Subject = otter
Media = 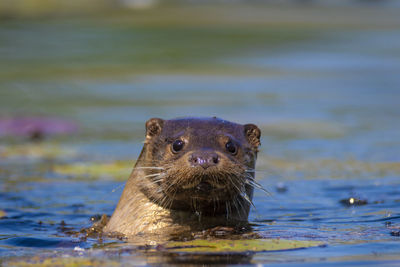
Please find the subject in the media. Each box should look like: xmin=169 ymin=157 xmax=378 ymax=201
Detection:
xmin=104 ymin=117 xmax=261 ymax=238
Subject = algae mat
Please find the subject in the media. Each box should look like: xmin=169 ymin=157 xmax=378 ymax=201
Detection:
xmin=4 ymin=239 xmax=323 ymax=266
xmin=163 ymin=238 xmax=323 ymax=253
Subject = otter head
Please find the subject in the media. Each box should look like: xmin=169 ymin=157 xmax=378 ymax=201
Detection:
xmin=137 ymin=117 xmax=261 ymax=218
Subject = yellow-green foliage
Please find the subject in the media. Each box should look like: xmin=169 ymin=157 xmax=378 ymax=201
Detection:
xmin=164 ymin=238 xmax=322 ymax=253
xmin=257 ymin=155 xmax=400 ymax=180
xmin=0 ymin=143 xmax=76 ymax=160
xmin=6 ymin=256 xmax=120 ymax=267
xmin=54 ymin=161 xmax=133 ymax=181
xmin=0 ymin=0 xmax=114 ymax=17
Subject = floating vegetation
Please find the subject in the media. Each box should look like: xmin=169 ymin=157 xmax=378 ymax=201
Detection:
xmin=163 ymin=238 xmax=323 ymax=253
xmin=5 ymin=257 xmax=121 ymax=267
xmin=54 ymin=161 xmax=133 ymax=181
xmin=257 ymin=155 xmax=400 ymax=179
xmin=262 ymin=120 xmax=346 ymax=140
xmin=0 ymin=143 xmax=76 ymax=160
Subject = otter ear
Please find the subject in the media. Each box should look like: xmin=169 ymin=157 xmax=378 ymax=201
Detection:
xmin=145 ymin=118 xmax=164 ymax=139
xmin=244 ymin=124 xmax=261 ymax=148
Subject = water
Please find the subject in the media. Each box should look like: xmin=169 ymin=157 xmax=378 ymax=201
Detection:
xmin=1 ymin=3 xmax=400 ymax=266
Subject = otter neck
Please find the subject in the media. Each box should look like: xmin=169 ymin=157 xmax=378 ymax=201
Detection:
xmin=134 ymin=167 xmax=251 ymax=224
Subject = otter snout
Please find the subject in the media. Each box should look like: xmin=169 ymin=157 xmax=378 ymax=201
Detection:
xmin=189 ymin=150 xmax=219 ymax=169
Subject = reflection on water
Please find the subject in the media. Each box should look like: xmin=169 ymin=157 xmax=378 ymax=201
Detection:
xmin=1 ymin=3 xmax=400 ymax=266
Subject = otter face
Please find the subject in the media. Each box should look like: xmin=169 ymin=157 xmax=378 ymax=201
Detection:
xmin=139 ymin=117 xmax=261 ymax=216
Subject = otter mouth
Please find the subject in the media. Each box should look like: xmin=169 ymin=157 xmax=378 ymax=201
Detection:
xmin=161 ymin=170 xmax=246 ymax=202
xmin=178 ymin=181 xmax=224 ymax=193
xmin=167 ymin=179 xmax=232 ymax=201
xmin=195 ymin=181 xmax=213 ymax=193
xmin=179 ymin=174 xmax=227 ymax=190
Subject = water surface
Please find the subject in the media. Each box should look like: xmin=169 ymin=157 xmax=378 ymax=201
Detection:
xmin=1 ymin=3 xmax=400 ymax=266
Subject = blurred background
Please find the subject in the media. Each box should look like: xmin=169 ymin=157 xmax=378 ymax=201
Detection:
xmin=1 ymin=0 xmax=400 ymax=265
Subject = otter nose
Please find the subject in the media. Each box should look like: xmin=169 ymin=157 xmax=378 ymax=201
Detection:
xmin=189 ymin=151 xmax=219 ymax=169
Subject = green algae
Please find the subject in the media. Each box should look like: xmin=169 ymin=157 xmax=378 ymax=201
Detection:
xmin=54 ymin=161 xmax=133 ymax=181
xmin=257 ymin=155 xmax=400 ymax=180
xmin=164 ymin=238 xmax=323 ymax=253
xmin=0 ymin=143 xmax=76 ymax=160
xmin=5 ymin=257 xmax=120 ymax=267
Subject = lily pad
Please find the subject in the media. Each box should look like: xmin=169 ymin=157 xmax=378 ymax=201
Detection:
xmin=164 ymin=238 xmax=323 ymax=253
xmin=54 ymin=161 xmax=133 ymax=181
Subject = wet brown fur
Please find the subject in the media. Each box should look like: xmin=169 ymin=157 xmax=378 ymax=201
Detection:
xmin=104 ymin=117 xmax=261 ymax=238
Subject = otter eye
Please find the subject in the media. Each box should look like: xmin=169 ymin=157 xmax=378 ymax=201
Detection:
xmin=225 ymin=141 xmax=237 ymax=154
xmin=172 ymin=139 xmax=184 ymax=153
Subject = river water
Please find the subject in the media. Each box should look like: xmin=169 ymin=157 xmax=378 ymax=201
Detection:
xmin=0 ymin=3 xmax=400 ymax=266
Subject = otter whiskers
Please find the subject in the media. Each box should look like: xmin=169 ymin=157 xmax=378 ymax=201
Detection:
xmin=244 ymin=170 xmax=271 ymax=196
xmin=105 ymin=117 xmax=261 ymax=237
